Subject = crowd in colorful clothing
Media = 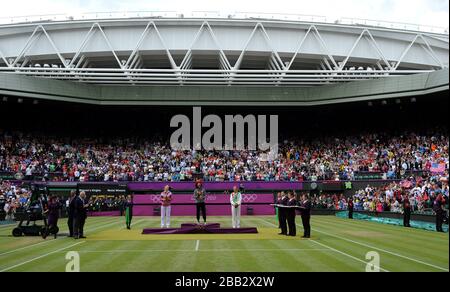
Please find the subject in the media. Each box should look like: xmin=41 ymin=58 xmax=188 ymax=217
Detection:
xmin=0 ymin=180 xmax=31 ymax=220
xmin=1 ymin=130 xmax=448 ymax=182
xmin=309 ymin=173 xmax=449 ymax=213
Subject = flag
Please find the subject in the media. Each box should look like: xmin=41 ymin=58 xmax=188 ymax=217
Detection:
xmin=430 ymin=163 xmax=446 ymax=173
xmin=400 ymin=180 xmax=412 ymax=188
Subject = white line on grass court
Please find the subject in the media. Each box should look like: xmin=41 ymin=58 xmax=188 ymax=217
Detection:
xmin=310 ymin=239 xmax=389 ymax=272
xmin=61 ymin=218 xmax=121 ymax=233
xmin=311 ymin=224 xmax=449 ymax=272
xmin=259 ymin=217 xmax=449 ymax=272
xmin=195 ymin=240 xmax=200 ymax=251
xmin=0 ymin=218 xmax=118 ymax=257
xmin=53 ymin=217 xmax=120 ymax=234
xmin=256 ymin=218 xmax=387 ymax=271
xmin=69 ymin=248 xmax=330 ymax=253
xmin=0 ymin=239 xmax=57 ymax=257
xmin=0 ymin=241 xmax=85 ymax=272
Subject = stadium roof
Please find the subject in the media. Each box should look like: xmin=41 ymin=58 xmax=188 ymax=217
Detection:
xmin=0 ymin=68 xmax=447 ymax=105
xmin=0 ymin=15 xmax=448 ymax=87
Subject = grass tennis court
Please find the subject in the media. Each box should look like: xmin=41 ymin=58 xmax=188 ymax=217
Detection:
xmin=0 ymin=216 xmax=448 ymax=272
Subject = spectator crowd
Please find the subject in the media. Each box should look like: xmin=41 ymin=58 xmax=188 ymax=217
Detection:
xmin=0 ymin=180 xmax=128 ymax=221
xmin=87 ymin=195 xmax=128 ymax=213
xmin=1 ymin=130 xmax=448 ymax=183
xmin=0 ymin=180 xmax=32 ymax=220
xmin=308 ymin=173 xmax=449 ymax=214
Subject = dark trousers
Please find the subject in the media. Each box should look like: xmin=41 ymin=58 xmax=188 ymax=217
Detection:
xmin=436 ymin=211 xmax=443 ymax=232
xmin=73 ymin=215 xmax=86 ymax=237
xmin=286 ymin=210 xmax=296 ymax=236
xmin=301 ymin=215 xmax=310 ymax=237
xmin=67 ymin=215 xmax=74 ymax=236
xmin=278 ymin=209 xmax=287 ymax=235
xmin=403 ymin=208 xmax=411 ymax=227
xmin=196 ymin=202 xmax=206 ymax=222
xmin=48 ymin=215 xmax=59 ymax=228
xmin=349 ymin=208 xmax=353 ymax=219
xmin=79 ymin=216 xmax=86 ymax=236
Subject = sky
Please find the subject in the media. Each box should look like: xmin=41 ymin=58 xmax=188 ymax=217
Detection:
xmin=0 ymin=0 xmax=448 ymax=28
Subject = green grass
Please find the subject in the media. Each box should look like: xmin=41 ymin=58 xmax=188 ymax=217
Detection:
xmin=0 ymin=216 xmax=448 ymax=272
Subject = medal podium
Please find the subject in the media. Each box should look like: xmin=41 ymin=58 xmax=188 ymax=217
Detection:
xmin=142 ymin=222 xmax=258 ymax=234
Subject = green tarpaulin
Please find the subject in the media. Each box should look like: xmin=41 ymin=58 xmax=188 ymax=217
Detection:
xmin=336 ymin=211 xmax=448 ymax=233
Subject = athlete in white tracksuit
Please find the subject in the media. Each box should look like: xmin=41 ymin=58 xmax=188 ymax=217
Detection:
xmin=230 ymin=186 xmax=242 ymax=228
xmin=160 ymin=185 xmax=172 ymax=228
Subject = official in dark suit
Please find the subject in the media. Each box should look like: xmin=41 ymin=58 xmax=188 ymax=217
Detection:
xmin=74 ymin=191 xmax=88 ymax=239
xmin=286 ymin=192 xmax=297 ymax=236
xmin=402 ymin=194 xmax=411 ymax=227
xmin=67 ymin=191 xmax=76 ymax=237
xmin=299 ymin=194 xmax=311 ymax=238
xmin=278 ymin=192 xmax=289 ymax=235
xmin=348 ymin=198 xmax=354 ymax=219
xmin=433 ymin=194 xmax=445 ymax=232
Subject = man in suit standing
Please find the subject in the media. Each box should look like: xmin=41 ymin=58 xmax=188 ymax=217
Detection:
xmin=299 ymin=194 xmax=311 ymax=238
xmin=278 ymin=192 xmax=289 ymax=235
xmin=74 ymin=191 xmax=88 ymax=239
xmin=67 ymin=191 xmax=76 ymax=237
xmin=286 ymin=192 xmax=297 ymax=236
